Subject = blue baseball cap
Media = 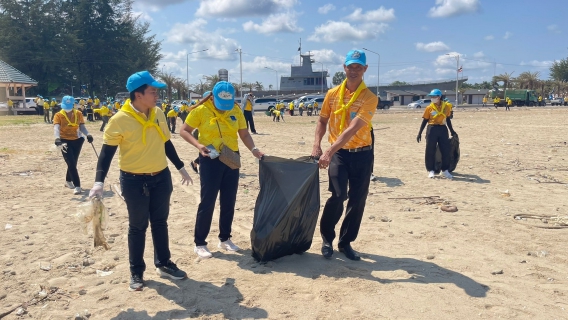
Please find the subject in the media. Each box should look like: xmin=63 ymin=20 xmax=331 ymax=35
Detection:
xmin=212 ymin=81 xmax=235 ymax=111
xmin=428 ymin=89 xmax=442 ymax=96
xmin=126 ymin=71 xmax=166 ymax=92
xmin=345 ymin=49 xmax=366 ymax=66
xmin=61 ymin=96 xmax=75 ymax=111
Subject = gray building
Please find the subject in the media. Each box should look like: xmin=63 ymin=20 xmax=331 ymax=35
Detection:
xmin=464 ymin=89 xmax=490 ymax=104
xmin=280 ymin=53 xmax=328 ymax=92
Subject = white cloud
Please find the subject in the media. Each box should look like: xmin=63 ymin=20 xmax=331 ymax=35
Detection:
xmin=346 ymin=6 xmax=396 ymax=22
xmin=520 ymin=60 xmax=554 ymax=68
xmin=132 ymin=10 xmax=153 ymax=21
xmin=196 ymin=0 xmax=296 ymax=17
xmin=134 ymin=0 xmax=189 ymax=11
xmin=428 ymin=0 xmax=480 ymax=18
xmin=233 ymin=56 xmax=290 ymax=78
xmin=309 ymin=49 xmax=344 ymax=65
xmin=473 ymin=51 xmax=484 ymax=58
xmin=547 ymin=25 xmax=561 ymax=34
xmin=165 ymin=19 xmax=239 ymax=61
xmin=308 ymin=21 xmax=388 ymax=43
xmin=434 ymin=52 xmax=461 ymax=68
xmin=503 ymin=31 xmax=512 ymax=39
xmin=318 ymin=4 xmax=336 ymax=14
xmin=484 ymin=35 xmax=494 ymax=40
xmin=415 ymin=41 xmax=450 ymax=52
xmin=243 ymin=12 xmax=303 ymax=34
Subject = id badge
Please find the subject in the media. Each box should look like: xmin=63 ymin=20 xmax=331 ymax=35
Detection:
xmin=206 ymin=144 xmax=220 ymax=159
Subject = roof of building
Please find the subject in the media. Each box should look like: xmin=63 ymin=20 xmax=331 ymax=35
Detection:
xmin=406 ymin=90 xmax=430 ymax=96
xmin=463 ymin=89 xmax=490 ymax=95
xmin=0 ymin=60 xmax=37 ymax=85
xmin=385 ymin=90 xmax=414 ymax=95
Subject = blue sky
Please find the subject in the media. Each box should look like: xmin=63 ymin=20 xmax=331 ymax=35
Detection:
xmin=132 ymin=0 xmax=566 ymax=89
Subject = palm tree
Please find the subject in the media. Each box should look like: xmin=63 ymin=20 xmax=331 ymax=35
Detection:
xmin=242 ymin=82 xmax=254 ymax=92
xmin=254 ymin=81 xmax=264 ymax=91
xmin=492 ymin=72 xmax=516 ymax=90
xmin=516 ymin=71 xmax=541 ymax=90
xmin=158 ymin=72 xmax=178 ymax=102
xmin=203 ymin=74 xmax=220 ymax=91
xmin=268 ymin=84 xmax=273 ymax=90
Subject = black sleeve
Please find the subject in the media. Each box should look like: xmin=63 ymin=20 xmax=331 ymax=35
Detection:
xmin=446 ymin=118 xmax=455 ymax=134
xmin=418 ymin=119 xmax=428 ymax=135
xmin=95 ymin=144 xmax=118 ymax=183
xmin=165 ymin=140 xmax=185 ymax=170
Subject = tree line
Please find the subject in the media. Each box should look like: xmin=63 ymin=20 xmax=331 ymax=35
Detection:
xmin=0 ymin=0 xmax=161 ymax=98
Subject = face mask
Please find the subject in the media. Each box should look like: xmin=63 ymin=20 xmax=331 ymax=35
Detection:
xmin=432 ymin=97 xmax=440 ymax=103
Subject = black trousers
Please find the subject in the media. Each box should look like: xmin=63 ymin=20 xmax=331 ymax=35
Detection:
xmin=120 ymin=168 xmax=173 ymax=276
xmin=61 ymin=137 xmax=84 ymax=187
xmin=168 ymin=117 xmax=176 ymax=133
xmin=194 ymin=155 xmax=239 ymax=246
xmin=44 ymin=109 xmax=50 ymax=122
xmin=243 ymin=110 xmax=256 ymax=133
xmin=425 ymin=125 xmax=450 ymax=172
xmin=100 ymin=115 xmax=109 ymax=131
xmin=51 ymin=107 xmax=60 ymax=122
xmin=35 ymin=105 xmax=42 ymax=115
xmin=320 ymin=149 xmax=373 ymax=246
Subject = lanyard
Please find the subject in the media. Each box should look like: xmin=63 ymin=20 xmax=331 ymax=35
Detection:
xmin=120 ymin=100 xmax=167 ymax=144
xmin=59 ymin=109 xmax=79 ymax=127
xmin=430 ymin=102 xmax=447 ymax=120
xmin=334 ymin=79 xmax=367 ymax=133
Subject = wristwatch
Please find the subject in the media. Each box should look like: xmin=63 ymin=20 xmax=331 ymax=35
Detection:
xmin=251 ymin=147 xmax=259 ymax=152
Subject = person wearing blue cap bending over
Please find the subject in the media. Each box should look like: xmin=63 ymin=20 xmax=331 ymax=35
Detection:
xmin=180 ymin=81 xmax=265 ymax=259
xmin=89 ymin=71 xmax=193 ymax=291
xmin=311 ymin=49 xmax=378 ymax=261
xmin=416 ymin=89 xmax=457 ymax=179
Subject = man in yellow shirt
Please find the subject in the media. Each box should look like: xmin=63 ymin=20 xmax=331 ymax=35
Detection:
xmin=167 ymin=106 xmax=179 ymax=133
xmin=482 ymin=96 xmax=487 ymax=107
xmin=313 ymin=101 xmax=319 ymax=115
xmin=564 ymin=96 xmax=568 ymax=106
xmin=7 ymin=98 xmax=13 ymax=113
xmin=298 ymin=101 xmax=304 ymax=116
xmin=43 ymin=99 xmax=51 ymax=123
xmin=89 ymin=71 xmax=192 ymax=291
xmin=288 ymin=101 xmax=295 ymax=116
xmin=241 ymin=93 xmax=257 ymax=134
xmin=98 ymin=102 xmax=110 ymax=131
xmin=311 ymin=49 xmax=378 ymax=261
xmin=494 ymin=97 xmax=500 ymax=109
xmin=416 ymin=89 xmax=456 ymax=179
xmin=506 ymin=97 xmax=513 ymax=111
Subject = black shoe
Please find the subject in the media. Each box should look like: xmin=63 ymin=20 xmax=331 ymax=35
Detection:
xmin=321 ymin=244 xmax=333 ymax=259
xmin=252 ymin=132 xmax=258 ymax=134
xmin=129 ymin=273 xmax=144 ymax=291
xmin=338 ymin=243 xmax=361 ymax=261
xmin=156 ymin=261 xmax=187 ymax=280
xmin=190 ymin=161 xmax=199 ymax=174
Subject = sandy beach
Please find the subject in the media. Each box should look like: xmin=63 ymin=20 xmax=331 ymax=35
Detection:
xmin=1 ymin=106 xmax=567 ymax=319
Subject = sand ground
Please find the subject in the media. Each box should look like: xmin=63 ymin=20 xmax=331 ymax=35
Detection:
xmin=0 ymin=106 xmax=567 ymax=319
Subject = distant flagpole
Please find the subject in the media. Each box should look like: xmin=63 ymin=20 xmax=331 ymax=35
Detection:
xmin=298 ymin=38 xmax=301 ymax=65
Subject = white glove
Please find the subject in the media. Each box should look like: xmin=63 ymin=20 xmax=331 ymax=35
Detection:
xmin=89 ymin=182 xmax=104 ymax=199
xmin=179 ymin=167 xmax=193 ymax=186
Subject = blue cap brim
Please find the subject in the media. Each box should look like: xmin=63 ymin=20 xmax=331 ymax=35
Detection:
xmin=150 ymin=81 xmax=166 ymax=89
xmin=214 ymin=96 xmax=234 ymax=111
xmin=345 ymin=60 xmax=365 ymax=66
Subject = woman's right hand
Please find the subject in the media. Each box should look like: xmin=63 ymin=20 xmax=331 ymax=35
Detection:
xmin=198 ymin=144 xmax=211 ymax=157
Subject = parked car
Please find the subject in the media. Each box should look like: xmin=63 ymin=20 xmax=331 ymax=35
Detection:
xmin=253 ymin=98 xmax=277 ymax=111
xmin=305 ymin=97 xmax=324 ymax=106
xmin=550 ymin=97 xmax=564 ymax=106
xmin=171 ymin=100 xmax=188 ymax=108
xmin=377 ymin=99 xmax=392 ymax=109
xmin=293 ymin=95 xmax=323 ymax=107
xmin=408 ymin=99 xmax=431 ymax=109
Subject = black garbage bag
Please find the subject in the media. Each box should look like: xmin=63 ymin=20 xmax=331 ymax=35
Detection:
xmin=434 ymin=134 xmax=460 ymax=173
xmin=251 ymin=155 xmax=320 ymax=262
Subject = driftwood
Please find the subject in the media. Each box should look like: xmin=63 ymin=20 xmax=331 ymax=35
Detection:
xmin=0 ymin=287 xmax=58 ymax=319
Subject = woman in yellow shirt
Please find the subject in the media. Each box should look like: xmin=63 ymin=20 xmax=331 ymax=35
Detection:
xmin=180 ymin=82 xmax=264 ymax=259
xmin=416 ymin=89 xmax=457 ymax=179
xmin=53 ymin=96 xmax=93 ymax=194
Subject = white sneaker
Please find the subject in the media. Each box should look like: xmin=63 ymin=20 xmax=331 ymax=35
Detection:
xmin=441 ymin=170 xmax=453 ymax=179
xmin=428 ymin=171 xmax=435 ymax=178
xmin=194 ymin=245 xmax=213 ymax=259
xmin=218 ymin=239 xmax=240 ymax=252
xmin=370 ymin=174 xmax=379 ymax=182
xmin=73 ymin=187 xmax=82 ymax=195
xmin=65 ymin=181 xmax=74 ymax=189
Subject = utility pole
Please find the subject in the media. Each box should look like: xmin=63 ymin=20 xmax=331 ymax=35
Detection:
xmin=235 ymin=48 xmax=243 ymax=101
xmin=186 ymin=49 xmax=209 ymax=99
xmin=446 ymin=53 xmax=459 ymax=105
xmin=362 ymin=48 xmax=380 ymax=97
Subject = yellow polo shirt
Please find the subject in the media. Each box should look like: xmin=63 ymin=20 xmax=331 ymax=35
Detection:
xmin=43 ymin=101 xmax=50 ymax=110
xmin=167 ymin=110 xmax=178 ymax=118
xmin=320 ymin=85 xmax=378 ymax=149
xmin=422 ymin=102 xmax=452 ymax=125
xmin=8 ymin=100 xmax=13 ymax=107
xmin=99 ymin=106 xmax=110 ymax=116
xmin=244 ymin=100 xmax=253 ymax=111
xmin=289 ymin=102 xmax=294 ymax=110
xmin=185 ymin=100 xmax=247 ymax=152
xmin=103 ymin=103 xmax=171 ymax=173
